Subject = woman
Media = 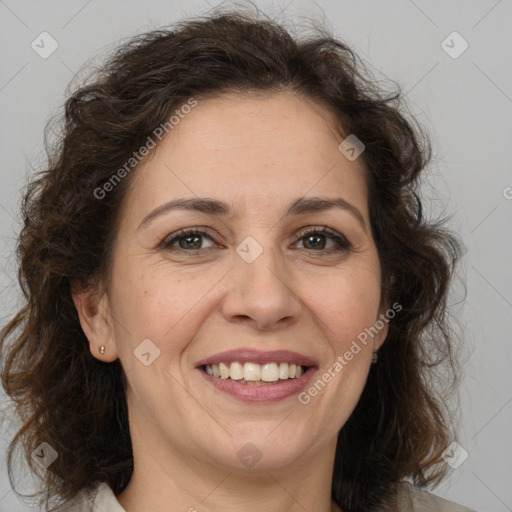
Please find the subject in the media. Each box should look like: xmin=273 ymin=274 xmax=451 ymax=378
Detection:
xmin=0 ymin=6 xmax=475 ymax=512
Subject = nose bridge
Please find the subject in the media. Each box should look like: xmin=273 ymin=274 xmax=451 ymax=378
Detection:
xmin=222 ymin=232 xmax=301 ymax=330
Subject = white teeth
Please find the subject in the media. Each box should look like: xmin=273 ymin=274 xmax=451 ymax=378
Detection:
xmin=219 ymin=362 xmax=230 ymax=379
xmin=261 ymin=362 xmax=279 ymax=382
xmin=203 ymin=361 xmax=307 ymax=382
xmin=243 ymin=362 xmax=261 ymax=381
xmin=229 ymin=361 xmax=244 ymax=380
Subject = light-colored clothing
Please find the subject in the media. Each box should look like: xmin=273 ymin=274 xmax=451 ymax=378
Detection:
xmin=55 ymin=482 xmax=124 ymax=512
xmin=395 ymin=481 xmax=477 ymax=511
xmin=56 ymin=480 xmax=477 ymax=511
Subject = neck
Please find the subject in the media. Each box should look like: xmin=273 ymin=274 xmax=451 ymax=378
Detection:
xmin=116 ymin=435 xmax=341 ymax=512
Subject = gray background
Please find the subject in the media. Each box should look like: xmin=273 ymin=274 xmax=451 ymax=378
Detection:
xmin=0 ymin=1 xmax=511 ymax=511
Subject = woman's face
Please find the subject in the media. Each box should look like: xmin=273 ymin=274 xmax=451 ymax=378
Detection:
xmin=83 ymin=91 xmax=388 ymax=472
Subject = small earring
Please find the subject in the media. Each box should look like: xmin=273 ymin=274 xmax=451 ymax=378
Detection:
xmin=371 ymin=351 xmax=378 ymax=364
xmin=99 ymin=345 xmax=105 ymax=355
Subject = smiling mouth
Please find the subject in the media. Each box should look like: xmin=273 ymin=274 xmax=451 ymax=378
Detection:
xmin=201 ymin=361 xmax=309 ymax=385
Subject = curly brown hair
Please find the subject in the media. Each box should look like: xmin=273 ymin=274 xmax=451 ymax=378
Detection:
xmin=0 ymin=5 xmax=464 ymax=512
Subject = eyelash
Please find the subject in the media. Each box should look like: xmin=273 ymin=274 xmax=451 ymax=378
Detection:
xmin=160 ymin=226 xmax=352 ymax=255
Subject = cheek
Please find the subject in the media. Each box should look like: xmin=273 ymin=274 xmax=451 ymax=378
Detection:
xmin=112 ymin=263 xmax=221 ymax=351
xmin=109 ymin=270 xmax=199 ymax=391
xmin=305 ymin=263 xmax=382 ymax=347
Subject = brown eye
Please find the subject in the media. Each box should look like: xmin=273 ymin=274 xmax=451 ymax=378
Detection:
xmin=295 ymin=227 xmax=351 ymax=253
xmin=160 ymin=226 xmax=351 ymax=255
xmin=162 ymin=229 xmax=216 ymax=251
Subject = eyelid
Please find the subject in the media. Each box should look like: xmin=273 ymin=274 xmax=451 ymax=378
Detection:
xmin=160 ymin=226 xmax=217 ymax=250
xmin=160 ymin=225 xmax=352 ymax=253
xmin=293 ymin=225 xmax=351 ymax=248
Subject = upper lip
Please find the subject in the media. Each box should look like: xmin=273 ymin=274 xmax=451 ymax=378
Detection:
xmin=195 ymin=348 xmax=318 ymax=368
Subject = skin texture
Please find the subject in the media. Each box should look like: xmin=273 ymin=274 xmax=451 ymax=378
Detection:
xmin=72 ymin=91 xmax=389 ymax=512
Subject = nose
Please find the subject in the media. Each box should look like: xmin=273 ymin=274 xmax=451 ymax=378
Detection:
xmin=220 ymin=242 xmax=302 ymax=331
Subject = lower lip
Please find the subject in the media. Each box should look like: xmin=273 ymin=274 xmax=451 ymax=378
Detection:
xmin=196 ymin=367 xmax=317 ymax=403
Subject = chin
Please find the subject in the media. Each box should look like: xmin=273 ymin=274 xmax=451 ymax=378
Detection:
xmin=214 ymin=428 xmax=312 ymax=471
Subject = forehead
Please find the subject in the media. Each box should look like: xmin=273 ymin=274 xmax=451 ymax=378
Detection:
xmin=122 ymin=91 xmax=368 ymax=225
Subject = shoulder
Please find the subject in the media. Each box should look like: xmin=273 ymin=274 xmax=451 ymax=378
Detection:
xmin=53 ymin=482 xmax=125 ymax=512
xmin=395 ymin=481 xmax=478 ymax=512
xmin=52 ymin=480 xmax=477 ymax=512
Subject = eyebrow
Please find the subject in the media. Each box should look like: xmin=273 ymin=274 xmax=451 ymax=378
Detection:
xmin=137 ymin=196 xmax=368 ymax=233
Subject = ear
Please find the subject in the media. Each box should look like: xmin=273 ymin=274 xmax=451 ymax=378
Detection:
xmin=373 ymin=311 xmax=390 ymax=353
xmin=71 ymin=280 xmax=119 ymax=362
xmin=374 ymin=274 xmax=396 ymax=352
